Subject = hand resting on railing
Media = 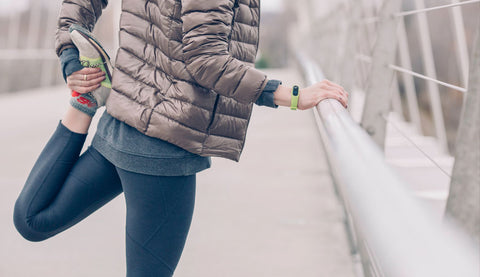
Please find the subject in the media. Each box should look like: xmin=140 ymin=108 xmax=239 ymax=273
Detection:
xmin=272 ymin=79 xmax=349 ymax=110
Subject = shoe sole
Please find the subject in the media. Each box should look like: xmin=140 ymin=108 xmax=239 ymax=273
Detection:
xmin=69 ymin=25 xmax=113 ymax=81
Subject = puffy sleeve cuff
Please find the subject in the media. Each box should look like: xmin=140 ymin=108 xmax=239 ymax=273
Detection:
xmin=255 ymin=79 xmax=282 ymax=108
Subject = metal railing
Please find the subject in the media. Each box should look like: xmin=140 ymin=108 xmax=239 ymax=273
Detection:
xmin=295 ymin=0 xmax=479 ymax=153
xmin=298 ymin=53 xmax=479 ymax=277
xmin=0 ymin=1 xmax=61 ymax=92
xmin=292 ymin=0 xmax=480 ymax=276
xmin=0 ymin=0 xmax=121 ymax=93
xmin=356 ymin=0 xmax=480 ymax=152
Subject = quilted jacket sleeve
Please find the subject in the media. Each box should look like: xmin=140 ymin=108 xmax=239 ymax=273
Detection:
xmin=55 ymin=0 xmax=108 ymax=56
xmin=181 ymin=0 xmax=269 ymax=105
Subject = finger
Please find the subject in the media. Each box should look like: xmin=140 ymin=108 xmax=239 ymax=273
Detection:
xmin=320 ymin=82 xmax=340 ymax=91
xmin=77 ymin=67 xmax=103 ymax=75
xmin=340 ymin=95 xmax=348 ymax=108
xmin=68 ymin=76 xmax=105 ymax=90
xmin=69 ymin=72 xmax=88 ymax=81
xmin=324 ymin=84 xmax=345 ymax=98
xmin=328 ymin=91 xmax=347 ymax=108
xmin=88 ymin=71 xmax=106 ymax=80
xmin=71 ymin=73 xmax=89 ymax=82
xmin=67 ymin=79 xmax=91 ymax=89
xmin=87 ymin=75 xmax=106 ymax=86
xmin=84 ymin=71 xmax=105 ymax=82
xmin=69 ymin=84 xmax=101 ymax=94
xmin=327 ymin=80 xmax=346 ymax=94
xmin=324 ymin=80 xmax=348 ymax=96
xmin=71 ymin=67 xmax=102 ymax=77
xmin=336 ymin=88 xmax=348 ymax=100
xmin=335 ymin=96 xmax=347 ymax=108
xmin=67 ymin=79 xmax=83 ymax=87
xmin=80 ymin=77 xmax=105 ymax=87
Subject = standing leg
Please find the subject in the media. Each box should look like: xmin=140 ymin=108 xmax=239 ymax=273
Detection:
xmin=116 ymin=168 xmax=196 ymax=277
xmin=13 ymin=121 xmax=122 ymax=241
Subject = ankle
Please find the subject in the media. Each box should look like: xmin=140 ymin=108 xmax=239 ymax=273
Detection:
xmin=70 ymin=92 xmax=98 ymax=117
xmin=61 ymin=106 xmax=93 ymax=134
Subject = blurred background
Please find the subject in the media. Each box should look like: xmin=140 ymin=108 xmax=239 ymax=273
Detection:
xmin=0 ymin=0 xmax=479 ymax=276
xmin=0 ymin=0 xmax=291 ymax=92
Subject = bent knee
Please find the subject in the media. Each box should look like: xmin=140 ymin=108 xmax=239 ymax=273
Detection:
xmin=13 ymin=201 xmax=50 ymax=242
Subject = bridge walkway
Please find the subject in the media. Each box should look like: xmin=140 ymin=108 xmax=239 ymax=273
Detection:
xmin=0 ymin=67 xmax=356 ymax=276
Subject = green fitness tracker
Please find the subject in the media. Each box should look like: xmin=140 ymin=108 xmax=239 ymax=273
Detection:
xmin=290 ymin=85 xmax=299 ymax=110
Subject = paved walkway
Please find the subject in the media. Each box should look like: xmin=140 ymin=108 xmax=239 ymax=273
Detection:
xmin=0 ymin=68 xmax=355 ymax=276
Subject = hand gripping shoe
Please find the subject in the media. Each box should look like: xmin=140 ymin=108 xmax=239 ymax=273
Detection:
xmin=69 ymin=24 xmax=113 ymax=107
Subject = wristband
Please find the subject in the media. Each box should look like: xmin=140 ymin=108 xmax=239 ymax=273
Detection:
xmin=290 ymin=85 xmax=299 ymax=110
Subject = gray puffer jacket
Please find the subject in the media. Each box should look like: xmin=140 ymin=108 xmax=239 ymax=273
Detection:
xmin=56 ymin=0 xmax=268 ymax=161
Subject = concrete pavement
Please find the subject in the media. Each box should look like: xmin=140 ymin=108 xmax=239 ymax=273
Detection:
xmin=0 ymin=68 xmax=355 ymax=276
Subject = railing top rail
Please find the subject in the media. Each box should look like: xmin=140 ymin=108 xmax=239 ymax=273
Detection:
xmin=298 ymin=53 xmax=479 ymax=277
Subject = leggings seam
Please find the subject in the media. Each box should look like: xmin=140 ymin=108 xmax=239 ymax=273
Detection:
xmin=26 ymin=174 xmax=117 ymax=235
xmin=37 ymin=194 xmax=111 ymax=236
xmin=26 ymin=132 xmax=72 ymax=218
xmin=126 ymin=229 xmax=175 ymax=274
xmin=25 ymin=149 xmax=118 ymax=235
xmin=141 ymin=183 xmax=187 ymax=247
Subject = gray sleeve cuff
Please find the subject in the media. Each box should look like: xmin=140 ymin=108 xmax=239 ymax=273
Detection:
xmin=60 ymin=47 xmax=84 ymax=82
xmin=255 ymin=79 xmax=282 ymax=108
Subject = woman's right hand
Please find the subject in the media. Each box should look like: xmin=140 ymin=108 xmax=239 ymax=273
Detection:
xmin=66 ymin=67 xmax=105 ymax=94
xmin=298 ymin=80 xmax=348 ymax=110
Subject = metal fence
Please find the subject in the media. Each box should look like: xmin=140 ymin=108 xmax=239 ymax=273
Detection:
xmin=293 ymin=0 xmax=480 ymax=276
xmin=0 ymin=0 xmax=120 ymax=94
xmin=298 ymin=52 xmax=479 ymax=277
xmin=0 ymin=0 xmax=61 ymax=93
xmin=294 ymin=0 xmax=479 ymax=153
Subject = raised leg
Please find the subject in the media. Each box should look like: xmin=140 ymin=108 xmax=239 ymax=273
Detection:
xmin=13 ymin=122 xmax=122 ymax=241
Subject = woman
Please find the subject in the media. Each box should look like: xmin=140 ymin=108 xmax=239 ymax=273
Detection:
xmin=13 ymin=0 xmax=348 ymax=276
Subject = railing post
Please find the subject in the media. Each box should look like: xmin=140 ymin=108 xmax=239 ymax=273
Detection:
xmin=445 ymin=22 xmax=480 ymax=242
xmin=450 ymin=0 xmax=470 ymax=87
xmin=413 ymin=0 xmax=449 ymax=153
xmin=397 ymin=18 xmax=423 ymax=132
xmin=391 ymin=72 xmax=404 ymax=119
xmin=361 ymin=0 xmax=402 ymax=149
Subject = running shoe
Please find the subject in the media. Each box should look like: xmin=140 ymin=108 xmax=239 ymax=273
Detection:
xmin=69 ymin=24 xmax=113 ymax=107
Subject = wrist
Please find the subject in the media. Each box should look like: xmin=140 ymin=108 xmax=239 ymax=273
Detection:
xmin=273 ymin=84 xmax=292 ymax=107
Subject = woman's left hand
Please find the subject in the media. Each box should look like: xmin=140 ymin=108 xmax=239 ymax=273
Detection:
xmin=66 ymin=67 xmax=105 ymax=94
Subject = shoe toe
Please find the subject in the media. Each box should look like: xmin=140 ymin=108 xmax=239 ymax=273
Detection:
xmin=70 ymin=30 xmax=101 ymax=59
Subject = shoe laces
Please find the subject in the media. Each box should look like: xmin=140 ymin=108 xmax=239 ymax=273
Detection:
xmin=81 ymin=60 xmax=107 ymax=68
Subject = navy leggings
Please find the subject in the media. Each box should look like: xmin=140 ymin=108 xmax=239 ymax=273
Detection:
xmin=13 ymin=123 xmax=196 ymax=276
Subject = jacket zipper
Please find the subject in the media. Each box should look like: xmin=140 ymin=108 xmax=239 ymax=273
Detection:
xmin=207 ymin=94 xmax=220 ymax=133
